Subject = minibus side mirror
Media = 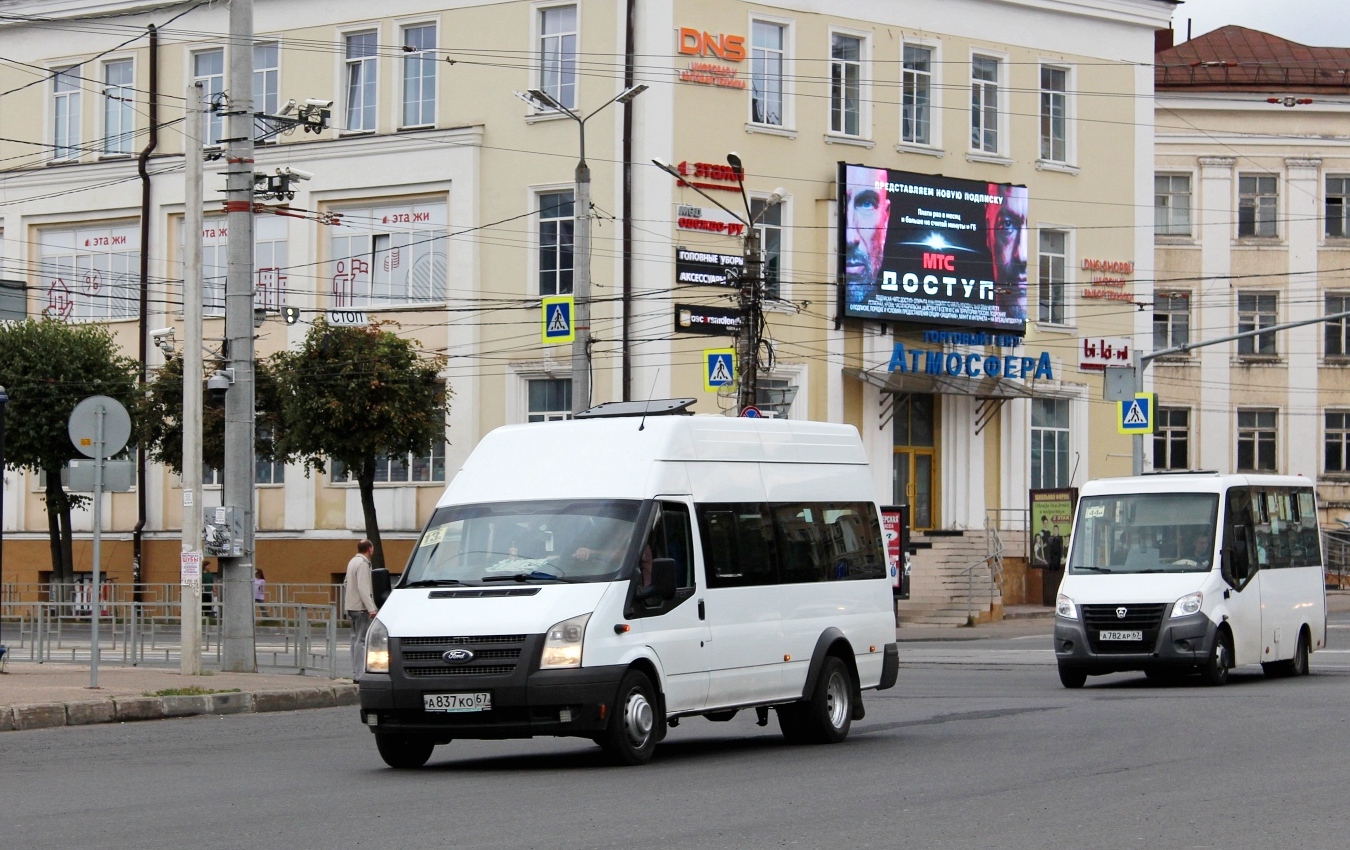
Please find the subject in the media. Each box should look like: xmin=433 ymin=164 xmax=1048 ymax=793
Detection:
xmin=372 ymin=566 xmax=392 ymax=608
xmin=649 ymin=557 xmax=678 ymax=601
xmin=1221 ymin=545 xmax=1249 ymax=587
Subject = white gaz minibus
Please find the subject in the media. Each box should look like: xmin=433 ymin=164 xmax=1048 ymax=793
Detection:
xmin=357 ymin=400 xmax=899 ymax=766
xmin=1055 ymin=473 xmax=1327 ymax=688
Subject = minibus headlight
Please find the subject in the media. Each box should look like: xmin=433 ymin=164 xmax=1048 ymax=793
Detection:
xmin=541 ymin=613 xmax=591 ymax=669
xmin=1171 ymin=592 xmax=1203 ymax=619
xmin=1056 ymin=594 xmax=1078 ymax=620
xmin=365 ymin=617 xmax=390 ymax=673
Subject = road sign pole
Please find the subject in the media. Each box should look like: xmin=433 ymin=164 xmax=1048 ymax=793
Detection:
xmin=1131 ymin=348 xmax=1143 ymax=476
xmin=90 ymin=404 xmax=104 ymax=689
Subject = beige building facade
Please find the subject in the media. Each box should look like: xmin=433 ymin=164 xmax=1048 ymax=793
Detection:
xmin=1153 ymin=26 xmax=1350 ymax=530
xmin=0 ymin=0 xmax=1171 ymax=598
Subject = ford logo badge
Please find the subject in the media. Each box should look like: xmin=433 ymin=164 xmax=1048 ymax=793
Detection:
xmin=1116 ymin=607 xmax=1128 ymax=619
xmin=442 ymin=648 xmax=475 ymax=665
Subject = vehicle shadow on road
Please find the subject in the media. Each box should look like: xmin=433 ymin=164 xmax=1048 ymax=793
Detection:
xmin=413 ymin=731 xmax=795 ymax=772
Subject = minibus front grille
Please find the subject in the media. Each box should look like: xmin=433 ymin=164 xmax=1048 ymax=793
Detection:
xmin=401 ymin=635 xmax=527 ymax=647
xmin=404 ymin=665 xmax=516 ymax=678
xmin=402 ymin=648 xmax=521 ymax=663
xmin=1082 ymin=603 xmax=1168 ymax=653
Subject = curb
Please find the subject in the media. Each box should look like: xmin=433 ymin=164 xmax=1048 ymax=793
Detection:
xmin=0 ymin=683 xmax=358 ymax=733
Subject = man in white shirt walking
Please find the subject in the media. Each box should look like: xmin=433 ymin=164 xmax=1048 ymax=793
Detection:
xmin=343 ymin=539 xmax=378 ymax=676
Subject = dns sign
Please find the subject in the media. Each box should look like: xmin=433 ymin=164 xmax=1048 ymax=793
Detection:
xmin=677 ymin=28 xmax=746 ymax=61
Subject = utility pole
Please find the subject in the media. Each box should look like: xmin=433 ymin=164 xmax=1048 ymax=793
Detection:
xmin=222 ymin=0 xmax=257 ymax=671
xmin=738 ymin=224 xmax=763 ymax=413
xmin=1130 ymin=309 xmax=1350 ymax=475
xmin=181 ymin=81 xmax=204 ymax=675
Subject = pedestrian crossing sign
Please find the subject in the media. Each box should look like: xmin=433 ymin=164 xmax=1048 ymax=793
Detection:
xmin=1117 ymin=392 xmax=1156 ymax=434
xmin=704 ymin=348 xmax=735 ymax=392
xmin=541 ymin=296 xmax=574 ymax=344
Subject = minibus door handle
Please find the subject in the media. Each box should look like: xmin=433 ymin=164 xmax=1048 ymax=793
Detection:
xmin=698 ymin=599 xmax=706 ymax=620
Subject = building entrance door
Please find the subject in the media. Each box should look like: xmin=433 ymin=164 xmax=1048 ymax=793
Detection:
xmin=892 ymin=393 xmax=937 ymax=532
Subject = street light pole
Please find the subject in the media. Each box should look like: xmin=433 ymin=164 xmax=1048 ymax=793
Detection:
xmin=519 ymin=85 xmax=647 ymax=414
xmin=652 ymin=156 xmax=782 ymax=414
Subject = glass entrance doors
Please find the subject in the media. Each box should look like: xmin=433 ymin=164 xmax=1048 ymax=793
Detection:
xmin=892 ymin=394 xmax=936 ymax=531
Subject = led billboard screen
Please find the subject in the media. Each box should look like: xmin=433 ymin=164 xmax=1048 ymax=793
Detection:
xmin=838 ymin=163 xmax=1028 ymax=334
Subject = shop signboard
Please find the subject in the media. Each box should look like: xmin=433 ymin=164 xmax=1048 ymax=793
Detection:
xmin=838 ymin=162 xmax=1029 ymax=334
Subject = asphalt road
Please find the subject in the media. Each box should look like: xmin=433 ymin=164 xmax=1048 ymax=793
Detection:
xmin=5 ymin=615 xmax=1350 ymax=850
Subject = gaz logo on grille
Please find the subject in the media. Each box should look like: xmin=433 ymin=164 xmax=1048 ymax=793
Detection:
xmin=442 ymin=649 xmax=475 ymax=664
xmin=1116 ymin=607 xmax=1128 ymax=619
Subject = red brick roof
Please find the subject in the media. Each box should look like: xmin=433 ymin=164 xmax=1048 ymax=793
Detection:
xmin=1156 ymin=25 xmax=1350 ymax=93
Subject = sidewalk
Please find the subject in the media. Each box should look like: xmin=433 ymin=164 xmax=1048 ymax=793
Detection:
xmin=0 ymin=662 xmax=355 ymax=733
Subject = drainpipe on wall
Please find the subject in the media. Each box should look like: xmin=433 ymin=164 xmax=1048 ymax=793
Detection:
xmin=133 ymin=24 xmax=159 ymax=598
xmin=620 ymin=0 xmax=636 ymax=401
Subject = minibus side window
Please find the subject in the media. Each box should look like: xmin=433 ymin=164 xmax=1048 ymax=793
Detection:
xmin=1291 ymin=489 xmax=1322 ymax=567
xmin=1223 ymin=487 xmax=1258 ymax=588
xmin=698 ymin=504 xmax=778 ymax=588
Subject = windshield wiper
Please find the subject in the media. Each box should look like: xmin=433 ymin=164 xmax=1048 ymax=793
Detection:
xmin=403 ymin=579 xmax=468 ymax=587
xmin=482 ymin=572 xmax=578 ymax=583
xmin=1073 ymin=566 xmax=1114 ymax=573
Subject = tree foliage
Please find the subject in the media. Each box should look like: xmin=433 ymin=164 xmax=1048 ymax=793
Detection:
xmin=141 ymin=353 xmax=278 ymax=476
xmin=267 ymin=321 xmax=448 ymax=569
xmin=0 ymin=318 xmax=140 ymax=583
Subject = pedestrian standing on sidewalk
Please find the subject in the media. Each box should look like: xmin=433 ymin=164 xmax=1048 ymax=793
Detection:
xmin=253 ymin=568 xmax=267 ymax=617
xmin=343 ymin=540 xmax=378 ymax=676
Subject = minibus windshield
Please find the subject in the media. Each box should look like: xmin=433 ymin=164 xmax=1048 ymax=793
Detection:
xmin=1067 ymin=492 xmax=1220 ymax=575
xmin=401 ymin=500 xmax=643 ymax=585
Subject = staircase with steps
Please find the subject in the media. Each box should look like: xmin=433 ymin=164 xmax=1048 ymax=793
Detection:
xmin=897 ymin=529 xmax=1004 ymax=626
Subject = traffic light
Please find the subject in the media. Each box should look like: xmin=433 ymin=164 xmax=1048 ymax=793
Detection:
xmin=283 ymin=306 xmax=300 ymax=325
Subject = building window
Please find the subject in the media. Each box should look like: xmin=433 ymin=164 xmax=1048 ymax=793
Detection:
xmin=1153 ymin=292 xmax=1190 ymax=350
xmin=193 ymin=50 xmax=225 ymax=145
xmin=102 ymin=60 xmax=134 ymax=155
xmin=829 ymin=34 xmax=861 ymax=136
xmin=1238 ymin=174 xmax=1278 ymax=238
xmin=755 ymin=377 xmax=798 ymax=419
xmin=1155 ymin=173 xmax=1191 ymax=236
xmin=1326 ymin=412 xmax=1350 ymax=474
xmin=255 ymin=431 xmax=284 ymax=485
xmin=539 ymin=5 xmax=577 ymax=110
xmin=1154 ymin=408 xmax=1189 ymax=471
xmin=332 ymin=441 xmax=446 ymax=484
xmin=329 ymin=201 xmax=447 ymax=307
xmin=751 ymin=20 xmax=785 ymax=126
xmin=199 ymin=216 xmax=289 ymax=317
xmin=1326 ymin=294 xmax=1350 ymax=357
xmin=202 ymin=464 xmax=221 ymax=487
xmin=1328 ymin=176 xmax=1350 ymax=238
xmin=345 ymin=31 xmax=378 ymax=132
xmin=253 ymin=42 xmax=280 ymax=139
xmin=1237 ymin=410 xmax=1277 ymax=472
xmin=1037 ymin=229 xmax=1067 ymax=325
xmin=1039 ymin=66 xmax=1067 ymax=163
xmin=0 ymin=279 xmax=25 ymax=321
xmin=901 ymin=45 xmax=932 ymax=146
xmin=970 ymin=55 xmax=999 ymax=153
xmin=1237 ymin=292 xmax=1277 ymax=356
xmin=528 ymin=378 xmax=571 ymax=421
xmin=37 ymin=223 xmax=139 ymax=320
xmin=1030 ymin=398 xmax=1070 ymax=489
xmin=402 ymin=24 xmax=436 ymax=128
xmin=751 ymin=197 xmax=782 ymax=301
xmin=53 ymin=67 xmax=81 ymax=160
xmin=538 ymin=191 xmax=574 ymax=297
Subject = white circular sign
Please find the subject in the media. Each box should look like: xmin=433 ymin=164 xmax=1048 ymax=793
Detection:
xmin=68 ymin=395 xmax=132 ymax=459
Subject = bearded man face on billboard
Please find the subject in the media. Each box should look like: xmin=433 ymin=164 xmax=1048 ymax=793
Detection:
xmin=985 ymin=183 xmax=1029 ymax=320
xmin=844 ymin=167 xmax=891 ymax=291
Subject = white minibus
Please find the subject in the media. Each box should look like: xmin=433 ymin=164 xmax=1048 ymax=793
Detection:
xmin=357 ymin=400 xmax=899 ymax=766
xmin=1055 ymin=473 xmax=1327 ymax=688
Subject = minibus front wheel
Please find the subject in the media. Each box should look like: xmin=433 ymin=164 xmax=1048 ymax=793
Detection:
xmin=1057 ymin=664 xmax=1087 ymax=689
xmin=375 ymin=733 xmax=437 ymax=769
xmin=1200 ymin=628 xmax=1232 ymax=687
xmin=598 ymin=669 xmax=659 ymax=766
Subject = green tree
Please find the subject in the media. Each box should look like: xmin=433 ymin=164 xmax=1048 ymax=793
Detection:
xmin=0 ymin=318 xmax=140 ymax=588
xmin=141 ymin=353 xmax=279 ymax=476
xmin=268 ymin=321 xmax=448 ymax=570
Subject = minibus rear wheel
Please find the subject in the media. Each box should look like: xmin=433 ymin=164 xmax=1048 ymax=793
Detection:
xmin=783 ymin=656 xmax=853 ymax=744
xmin=374 ymin=733 xmax=436 ymax=769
